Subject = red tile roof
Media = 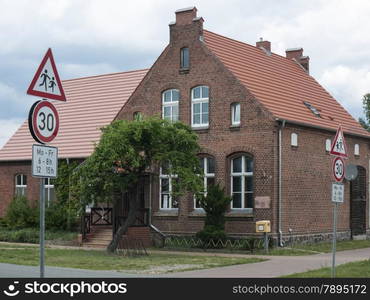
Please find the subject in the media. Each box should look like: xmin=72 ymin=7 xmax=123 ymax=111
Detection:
xmin=0 ymin=69 xmax=148 ymax=161
xmin=204 ymin=30 xmax=370 ymax=138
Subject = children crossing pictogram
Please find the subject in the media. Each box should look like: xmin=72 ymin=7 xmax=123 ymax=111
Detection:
xmin=330 ymin=126 xmax=348 ymax=158
xmin=27 ymin=48 xmax=66 ymax=101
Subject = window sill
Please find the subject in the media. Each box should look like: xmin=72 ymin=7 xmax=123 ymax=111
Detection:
xmin=188 ymin=209 xmax=206 ymax=217
xmin=153 ymin=210 xmax=179 ymax=217
xmin=179 ymin=68 xmax=189 ymax=75
xmin=229 ymin=125 xmax=240 ymax=131
xmin=226 ymin=209 xmax=254 ymax=218
xmin=192 ymin=126 xmax=209 ymax=133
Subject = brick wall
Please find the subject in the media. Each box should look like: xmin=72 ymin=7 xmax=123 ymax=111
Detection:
xmin=281 ymin=124 xmax=369 ymax=236
xmin=117 ymin=13 xmax=278 ymax=237
xmin=0 ymin=161 xmax=39 ymax=217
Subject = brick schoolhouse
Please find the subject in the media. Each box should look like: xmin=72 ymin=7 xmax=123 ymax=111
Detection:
xmin=0 ymin=7 xmax=369 ymax=246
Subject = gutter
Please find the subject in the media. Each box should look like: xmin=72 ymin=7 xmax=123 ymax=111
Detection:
xmin=278 ymin=120 xmax=286 ymax=247
xmin=275 ymin=118 xmax=370 ymax=140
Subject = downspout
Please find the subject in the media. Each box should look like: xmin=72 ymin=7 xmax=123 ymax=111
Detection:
xmin=278 ymin=120 xmax=286 ymax=247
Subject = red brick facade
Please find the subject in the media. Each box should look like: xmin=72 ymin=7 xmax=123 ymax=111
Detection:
xmin=0 ymin=8 xmax=369 ymax=244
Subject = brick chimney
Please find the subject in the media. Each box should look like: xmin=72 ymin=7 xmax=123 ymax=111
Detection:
xmin=256 ymin=38 xmax=271 ymax=53
xmin=170 ymin=7 xmax=204 ymax=43
xmin=286 ymin=47 xmax=309 ymax=73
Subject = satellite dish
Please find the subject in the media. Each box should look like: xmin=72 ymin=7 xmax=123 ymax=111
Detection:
xmin=345 ymin=164 xmax=358 ymax=181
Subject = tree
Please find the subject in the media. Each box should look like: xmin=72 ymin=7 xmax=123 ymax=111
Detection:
xmin=196 ymin=184 xmax=232 ymax=244
xmin=76 ymin=117 xmax=202 ymax=252
xmin=359 ymin=93 xmax=370 ymax=132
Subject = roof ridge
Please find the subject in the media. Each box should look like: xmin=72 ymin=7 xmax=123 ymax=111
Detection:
xmin=203 ymin=29 xmax=289 ymax=61
xmin=62 ymin=68 xmax=150 ymax=83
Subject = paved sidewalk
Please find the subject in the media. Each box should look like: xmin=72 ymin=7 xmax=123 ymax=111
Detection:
xmin=163 ymin=247 xmax=370 ymax=277
xmin=0 ymin=242 xmax=369 ymax=278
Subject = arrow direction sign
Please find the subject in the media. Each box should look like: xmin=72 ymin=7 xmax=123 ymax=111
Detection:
xmin=330 ymin=126 xmax=348 ymax=158
xmin=27 ymin=48 xmax=66 ymax=101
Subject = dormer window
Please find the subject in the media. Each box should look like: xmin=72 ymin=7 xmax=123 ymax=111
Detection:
xmin=180 ymin=47 xmax=189 ymax=69
xmin=303 ymin=101 xmax=321 ymax=117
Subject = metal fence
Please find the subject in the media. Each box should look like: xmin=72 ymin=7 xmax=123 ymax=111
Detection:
xmin=163 ymin=236 xmax=270 ymax=252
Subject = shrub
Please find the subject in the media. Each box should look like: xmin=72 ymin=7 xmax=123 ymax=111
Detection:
xmin=45 ymin=202 xmax=78 ymax=231
xmin=4 ymin=196 xmax=38 ymax=229
xmin=196 ymin=184 xmax=232 ymax=247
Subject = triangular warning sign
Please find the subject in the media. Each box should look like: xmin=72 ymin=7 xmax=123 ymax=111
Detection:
xmin=27 ymin=48 xmax=66 ymax=101
xmin=330 ymin=126 xmax=348 ymax=158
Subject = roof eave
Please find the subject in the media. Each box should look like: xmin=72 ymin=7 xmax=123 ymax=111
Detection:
xmin=276 ymin=118 xmax=370 ymax=140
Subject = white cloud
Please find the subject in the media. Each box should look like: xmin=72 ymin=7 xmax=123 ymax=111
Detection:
xmin=61 ymin=63 xmax=119 ymax=79
xmin=0 ymin=118 xmax=24 ymax=149
xmin=320 ymin=66 xmax=370 ymax=119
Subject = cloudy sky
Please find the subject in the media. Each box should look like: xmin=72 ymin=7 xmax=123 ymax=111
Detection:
xmin=1 ymin=0 xmax=370 ymax=148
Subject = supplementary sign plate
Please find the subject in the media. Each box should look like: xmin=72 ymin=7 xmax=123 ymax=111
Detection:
xmin=332 ymin=183 xmax=344 ymax=203
xmin=32 ymin=144 xmax=58 ymax=178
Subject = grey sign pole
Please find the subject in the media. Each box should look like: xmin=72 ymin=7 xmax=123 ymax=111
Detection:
xmin=331 ymin=202 xmax=338 ymax=278
xmin=39 ymin=178 xmax=45 ymax=278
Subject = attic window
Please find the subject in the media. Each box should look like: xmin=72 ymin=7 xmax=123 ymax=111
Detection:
xmin=303 ymin=101 xmax=321 ymax=117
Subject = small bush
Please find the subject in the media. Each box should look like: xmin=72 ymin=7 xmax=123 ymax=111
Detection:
xmin=196 ymin=225 xmax=227 ymax=244
xmin=46 ymin=202 xmax=78 ymax=231
xmin=4 ymin=196 xmax=38 ymax=229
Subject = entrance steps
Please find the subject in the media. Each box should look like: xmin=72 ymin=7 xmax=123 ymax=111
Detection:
xmin=82 ymin=226 xmax=152 ymax=249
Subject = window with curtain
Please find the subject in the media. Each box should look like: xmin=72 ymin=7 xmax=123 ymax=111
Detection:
xmin=15 ymin=174 xmax=27 ymax=196
xmin=162 ymin=89 xmax=179 ymax=123
xmin=231 ymin=102 xmax=240 ymax=126
xmin=160 ymin=164 xmax=178 ymax=209
xmin=195 ymin=156 xmax=215 ymax=209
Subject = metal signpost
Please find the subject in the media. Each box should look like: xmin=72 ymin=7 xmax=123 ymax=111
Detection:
xmin=27 ymin=48 xmax=65 ymax=278
xmin=329 ymin=126 xmax=347 ymax=278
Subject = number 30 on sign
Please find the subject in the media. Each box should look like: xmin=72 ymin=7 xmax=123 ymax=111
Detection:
xmin=332 ymin=157 xmax=345 ymax=182
xmin=28 ymin=100 xmax=59 ymax=144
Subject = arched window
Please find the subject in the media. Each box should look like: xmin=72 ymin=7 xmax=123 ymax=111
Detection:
xmin=159 ymin=163 xmax=178 ymax=209
xmin=231 ymin=155 xmax=253 ymax=209
xmin=191 ymin=86 xmax=209 ymax=128
xmin=44 ymin=178 xmax=56 ymax=207
xmin=354 ymin=144 xmax=360 ymax=156
xmin=15 ymin=174 xmax=27 ymax=196
xmin=325 ymin=139 xmax=331 ymax=152
xmin=195 ymin=156 xmax=215 ymax=209
xmin=291 ymin=133 xmax=298 ymax=147
xmin=231 ymin=102 xmax=240 ymax=126
xmin=162 ymin=89 xmax=179 ymax=122
xmin=133 ymin=111 xmax=143 ymax=121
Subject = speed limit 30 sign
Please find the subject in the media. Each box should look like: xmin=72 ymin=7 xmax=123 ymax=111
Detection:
xmin=28 ymin=100 xmax=59 ymax=144
xmin=332 ymin=156 xmax=345 ymax=182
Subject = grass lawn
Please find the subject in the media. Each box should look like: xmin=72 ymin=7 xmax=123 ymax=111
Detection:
xmin=284 ymin=259 xmax=370 ymax=278
xmin=0 ymin=244 xmax=265 ymax=274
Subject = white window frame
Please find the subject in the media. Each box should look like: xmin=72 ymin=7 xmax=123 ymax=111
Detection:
xmin=354 ymin=144 xmax=360 ymax=156
xmin=231 ymin=155 xmax=253 ymax=210
xmin=231 ymin=102 xmax=241 ymax=126
xmin=191 ymin=86 xmax=209 ymax=128
xmin=44 ymin=178 xmax=55 ymax=207
xmin=194 ymin=157 xmax=215 ymax=209
xmin=291 ymin=133 xmax=298 ymax=147
xmin=159 ymin=167 xmax=178 ymax=210
xmin=325 ymin=139 xmax=331 ymax=152
xmin=162 ymin=89 xmax=179 ymax=123
xmin=15 ymin=174 xmax=27 ymax=196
